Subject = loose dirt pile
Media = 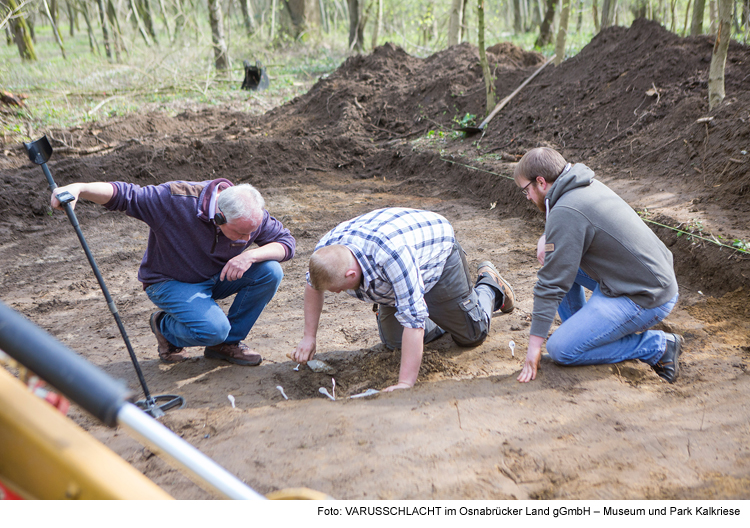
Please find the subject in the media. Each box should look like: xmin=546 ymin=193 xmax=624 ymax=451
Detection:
xmin=1 ymin=19 xmax=749 ymax=500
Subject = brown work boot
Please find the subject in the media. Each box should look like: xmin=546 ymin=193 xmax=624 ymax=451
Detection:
xmin=149 ymin=311 xmax=189 ymax=364
xmin=476 ymin=261 xmax=515 ymax=313
xmin=204 ymin=342 xmax=262 ymax=366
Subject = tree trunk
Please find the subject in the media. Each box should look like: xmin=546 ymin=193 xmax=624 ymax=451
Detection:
xmin=601 ymin=0 xmax=616 ymax=29
xmin=708 ymin=0 xmax=732 ymax=109
xmin=239 ymin=0 xmax=256 ymax=35
xmin=536 ymin=0 xmax=556 ymax=47
xmin=208 ymin=0 xmax=228 ymax=70
xmin=554 ymin=0 xmax=570 ymax=65
xmin=107 ymin=0 xmax=126 ymax=59
xmin=270 ymin=0 xmax=277 ymax=41
xmin=282 ymin=0 xmax=321 ymax=39
xmin=129 ymin=0 xmax=153 ymax=45
xmin=371 ymin=0 xmax=382 ymax=48
xmin=95 ymin=0 xmax=112 ymax=59
xmin=449 ymin=0 xmax=464 ymax=45
xmin=691 ymin=0 xmax=705 ymax=34
xmin=77 ymin=0 xmax=100 ymax=55
xmin=682 ymin=0 xmax=692 ymax=35
xmin=43 ymin=0 xmax=67 ymax=59
xmin=156 ymin=0 xmax=172 ymax=42
xmin=66 ymin=0 xmax=76 ymax=36
xmin=138 ymin=0 xmax=158 ymax=43
xmin=8 ymin=0 xmax=37 ymax=60
xmin=347 ymin=0 xmax=364 ymax=51
xmin=592 ymin=0 xmax=600 ymax=32
xmin=709 ymin=0 xmax=717 ymax=34
xmin=512 ymin=0 xmax=523 ymax=33
xmin=477 ymin=0 xmax=496 ymax=114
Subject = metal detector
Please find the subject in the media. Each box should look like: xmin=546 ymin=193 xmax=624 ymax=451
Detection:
xmin=23 ymin=135 xmax=184 ymax=418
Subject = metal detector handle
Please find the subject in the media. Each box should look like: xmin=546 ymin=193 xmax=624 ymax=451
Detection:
xmin=0 ymin=301 xmax=133 ymax=427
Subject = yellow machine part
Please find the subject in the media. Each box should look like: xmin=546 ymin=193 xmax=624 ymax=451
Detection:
xmin=0 ymin=367 xmax=172 ymax=500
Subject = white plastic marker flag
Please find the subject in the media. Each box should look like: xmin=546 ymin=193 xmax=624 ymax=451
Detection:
xmin=509 ymin=340 xmax=515 ymax=357
xmin=276 ymin=386 xmax=289 ymax=400
xmin=227 ymin=394 xmax=236 ymax=408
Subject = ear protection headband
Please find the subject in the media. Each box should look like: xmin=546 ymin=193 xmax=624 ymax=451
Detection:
xmin=214 ymin=210 xmax=227 ymax=225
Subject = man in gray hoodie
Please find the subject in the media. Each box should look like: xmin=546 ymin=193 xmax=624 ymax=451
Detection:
xmin=513 ymin=147 xmax=683 ymax=384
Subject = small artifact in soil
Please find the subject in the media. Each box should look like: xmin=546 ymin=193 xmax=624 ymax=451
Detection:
xmin=350 ymin=389 xmax=379 ymax=399
xmin=227 ymin=394 xmax=236 ymax=408
xmin=276 ymin=386 xmax=289 ymax=400
xmin=307 ymin=359 xmax=335 ymax=374
xmin=509 ymin=340 xmax=515 ymax=357
xmin=319 ymin=387 xmax=335 ymax=401
xmin=293 ymin=363 xmax=300 ymax=371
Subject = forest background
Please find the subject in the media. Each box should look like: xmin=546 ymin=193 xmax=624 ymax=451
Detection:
xmin=2 ymin=0 xmax=750 ymax=146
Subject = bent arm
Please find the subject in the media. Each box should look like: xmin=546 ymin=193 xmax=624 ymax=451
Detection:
xmin=382 ymin=326 xmax=424 ymax=392
xmin=291 ymin=284 xmax=325 ymax=363
xmin=51 ymin=182 xmax=114 ymax=210
xmin=221 ymin=242 xmax=288 ymax=281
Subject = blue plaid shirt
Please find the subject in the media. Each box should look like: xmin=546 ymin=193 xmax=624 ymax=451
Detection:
xmin=312 ymin=208 xmax=455 ymax=329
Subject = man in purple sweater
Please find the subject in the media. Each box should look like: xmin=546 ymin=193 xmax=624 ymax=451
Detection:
xmin=51 ymin=178 xmax=295 ymax=366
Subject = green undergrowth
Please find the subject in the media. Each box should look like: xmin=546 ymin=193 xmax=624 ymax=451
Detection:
xmin=1 ymin=25 xmax=347 ymax=145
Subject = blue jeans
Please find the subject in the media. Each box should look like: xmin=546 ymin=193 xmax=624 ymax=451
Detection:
xmin=145 ymin=261 xmax=283 ymax=348
xmin=547 ymin=269 xmax=677 ymax=366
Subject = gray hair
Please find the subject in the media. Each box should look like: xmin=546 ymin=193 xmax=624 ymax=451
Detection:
xmin=217 ymin=184 xmax=265 ymax=222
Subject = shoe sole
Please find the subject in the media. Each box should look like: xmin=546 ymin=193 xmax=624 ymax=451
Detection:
xmin=204 ymin=348 xmax=262 ymax=366
xmin=477 ymin=261 xmax=515 ymax=313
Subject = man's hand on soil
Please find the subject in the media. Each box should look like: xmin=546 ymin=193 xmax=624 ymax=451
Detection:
xmin=292 ymin=335 xmax=316 ymax=363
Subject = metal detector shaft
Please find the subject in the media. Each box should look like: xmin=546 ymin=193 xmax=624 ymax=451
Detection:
xmin=41 ymin=164 xmax=156 ymax=407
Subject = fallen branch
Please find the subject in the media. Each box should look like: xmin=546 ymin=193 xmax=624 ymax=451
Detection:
xmin=632 ymin=136 xmax=681 ymax=163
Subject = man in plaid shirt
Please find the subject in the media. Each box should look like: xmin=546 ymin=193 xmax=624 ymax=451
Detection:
xmin=292 ymin=208 xmax=515 ymax=391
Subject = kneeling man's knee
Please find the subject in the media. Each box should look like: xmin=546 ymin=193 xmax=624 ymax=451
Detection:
xmin=193 ymin=317 xmax=231 ymax=346
xmin=546 ymin=332 xmax=577 ymax=365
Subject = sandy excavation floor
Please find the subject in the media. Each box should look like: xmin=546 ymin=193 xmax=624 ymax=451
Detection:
xmin=1 ymin=19 xmax=749 ymax=499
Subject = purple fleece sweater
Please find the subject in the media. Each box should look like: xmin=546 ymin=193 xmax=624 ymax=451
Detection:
xmin=104 ymin=179 xmax=295 ymax=286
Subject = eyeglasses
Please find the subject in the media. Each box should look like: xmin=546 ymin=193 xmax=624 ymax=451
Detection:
xmin=520 ymin=179 xmax=535 ymax=196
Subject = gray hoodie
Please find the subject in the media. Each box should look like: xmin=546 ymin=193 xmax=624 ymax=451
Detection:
xmin=531 ymin=163 xmax=678 ymax=338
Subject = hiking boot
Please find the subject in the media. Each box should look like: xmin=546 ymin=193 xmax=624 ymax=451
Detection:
xmin=652 ymin=334 xmax=684 ymax=383
xmin=476 ymin=261 xmax=515 ymax=313
xmin=204 ymin=342 xmax=262 ymax=366
xmin=149 ymin=311 xmax=189 ymax=364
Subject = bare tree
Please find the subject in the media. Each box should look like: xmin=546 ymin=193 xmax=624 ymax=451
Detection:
xmin=239 ymin=0 xmax=256 ymax=35
xmin=347 ymin=0 xmax=364 ymax=51
xmin=691 ymin=0 xmax=706 ymax=34
xmin=512 ymin=0 xmax=523 ymax=33
xmin=448 ymin=0 xmax=464 ymax=45
xmin=7 ymin=0 xmax=37 ymax=60
xmin=555 ymin=0 xmax=570 ymax=65
xmin=94 ymin=0 xmax=112 ymax=59
xmin=536 ymin=0 xmax=556 ymax=47
xmin=371 ymin=0 xmax=381 ymax=48
xmin=477 ymin=0 xmax=496 ymax=113
xmin=42 ymin=0 xmax=67 ymax=58
xmin=708 ymin=0 xmax=732 ymax=109
xmin=601 ymin=0 xmax=616 ymax=29
xmin=208 ymin=0 xmax=228 ymax=70
xmin=77 ymin=0 xmax=99 ymax=55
